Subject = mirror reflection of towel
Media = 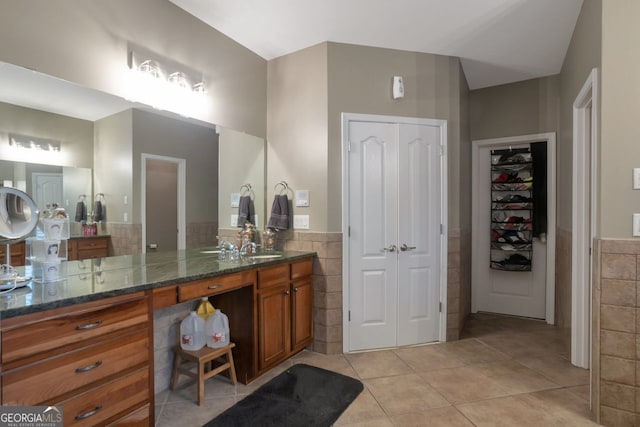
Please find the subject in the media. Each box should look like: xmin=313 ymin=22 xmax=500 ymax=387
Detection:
xmin=93 ymin=200 xmax=103 ymax=222
xmin=237 ymin=196 xmax=254 ymax=227
xmin=75 ymin=201 xmax=86 ymax=222
xmin=267 ymin=195 xmax=289 ymax=230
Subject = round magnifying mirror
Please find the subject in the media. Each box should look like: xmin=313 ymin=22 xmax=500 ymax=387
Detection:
xmin=0 ymin=187 xmax=39 ymax=242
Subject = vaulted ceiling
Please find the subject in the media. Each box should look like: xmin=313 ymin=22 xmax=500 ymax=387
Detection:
xmin=169 ymin=0 xmax=584 ymax=89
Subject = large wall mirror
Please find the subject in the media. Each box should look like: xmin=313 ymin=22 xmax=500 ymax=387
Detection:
xmin=0 ymin=61 xmax=265 ymax=254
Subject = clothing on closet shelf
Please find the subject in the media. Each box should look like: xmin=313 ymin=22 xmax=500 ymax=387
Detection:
xmin=237 ymin=195 xmax=254 ymax=227
xmin=267 ymin=195 xmax=290 ymax=230
xmin=74 ymin=200 xmax=86 ymax=222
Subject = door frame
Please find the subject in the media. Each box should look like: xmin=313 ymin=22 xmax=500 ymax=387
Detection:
xmin=141 ymin=153 xmax=186 ymax=253
xmin=341 ymin=113 xmax=448 ymax=352
xmin=471 ymin=132 xmax=557 ymax=324
xmin=572 ymin=68 xmax=599 ymax=369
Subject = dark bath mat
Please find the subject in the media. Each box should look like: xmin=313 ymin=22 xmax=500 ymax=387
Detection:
xmin=203 ymin=363 xmax=364 ymax=427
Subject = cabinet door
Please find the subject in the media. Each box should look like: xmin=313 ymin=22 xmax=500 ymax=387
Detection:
xmin=291 ymin=278 xmax=313 ymax=352
xmin=258 ymin=284 xmax=290 ymax=370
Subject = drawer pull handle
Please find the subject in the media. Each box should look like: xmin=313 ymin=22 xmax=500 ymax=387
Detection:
xmin=76 ymin=320 xmax=103 ymax=330
xmin=75 ymin=405 xmax=102 ymax=420
xmin=75 ymin=361 xmax=103 ymax=373
xmin=208 ymin=284 xmax=222 ymax=290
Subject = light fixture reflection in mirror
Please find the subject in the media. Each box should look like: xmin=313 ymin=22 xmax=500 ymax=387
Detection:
xmin=0 ymin=187 xmax=39 ymax=292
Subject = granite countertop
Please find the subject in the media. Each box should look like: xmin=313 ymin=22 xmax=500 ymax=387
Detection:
xmin=0 ymin=248 xmax=316 ymax=319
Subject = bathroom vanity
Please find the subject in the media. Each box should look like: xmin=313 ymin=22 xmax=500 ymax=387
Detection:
xmin=0 ymin=249 xmax=315 ymax=426
xmin=0 ymin=235 xmax=111 ymax=266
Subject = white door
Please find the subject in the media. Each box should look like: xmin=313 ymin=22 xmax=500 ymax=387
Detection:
xmin=32 ymin=173 xmax=63 ymax=213
xmin=471 ymin=134 xmax=556 ymax=322
xmin=397 ymin=124 xmax=441 ymax=345
xmin=347 ymin=117 xmax=444 ymax=351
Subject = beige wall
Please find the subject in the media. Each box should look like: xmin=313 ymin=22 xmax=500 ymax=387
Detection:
xmin=600 ymin=0 xmax=640 ymax=238
xmin=469 ymin=75 xmax=560 ymax=142
xmin=218 ymin=127 xmax=265 ymax=230
xmin=559 ymin=0 xmax=602 ymax=233
xmin=132 ymin=109 xmax=219 ymax=225
xmin=0 ymin=101 xmax=93 ymax=168
xmin=94 ymin=110 xmax=133 ymax=224
xmin=267 ymin=43 xmax=328 ymax=231
xmin=0 ymin=0 xmax=267 ymax=138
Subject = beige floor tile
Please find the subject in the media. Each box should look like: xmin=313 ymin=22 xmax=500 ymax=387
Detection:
xmin=515 ymin=353 xmax=590 ymax=387
xmin=165 ymin=373 xmax=237 ymax=404
xmin=345 ymin=349 xmax=412 ymax=379
xmin=420 ymin=366 xmax=511 ymax=404
xmin=457 ymin=395 xmax=560 ymax=426
xmin=236 ymin=362 xmax=292 ymax=395
xmin=389 ymin=406 xmax=475 ymax=426
xmin=393 ymin=344 xmax=466 ymax=372
xmin=472 ymin=359 xmax=562 ymax=394
xmin=337 ymin=417 xmax=395 ymax=427
xmin=365 ymin=373 xmax=450 ymax=415
xmin=564 ymin=384 xmax=591 ymax=402
xmin=290 ymin=350 xmax=359 ymax=378
xmin=155 ymin=396 xmax=237 ymax=427
xmin=334 ymin=388 xmax=387 ymax=425
xmin=515 ymin=388 xmax=598 ymax=426
xmin=437 ymin=338 xmax=510 ymax=365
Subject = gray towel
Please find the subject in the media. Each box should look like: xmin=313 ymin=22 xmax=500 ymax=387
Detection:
xmin=93 ymin=200 xmax=103 ymax=222
xmin=267 ymin=195 xmax=289 ymax=230
xmin=74 ymin=201 xmax=86 ymax=222
xmin=237 ymin=196 xmax=254 ymax=227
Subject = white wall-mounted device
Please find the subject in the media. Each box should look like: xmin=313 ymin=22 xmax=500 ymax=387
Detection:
xmin=392 ymin=76 xmax=404 ymax=99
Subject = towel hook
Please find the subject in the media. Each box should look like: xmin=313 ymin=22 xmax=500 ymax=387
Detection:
xmin=95 ymin=193 xmax=105 ymax=201
xmin=77 ymin=194 xmax=87 ymax=202
xmin=240 ymin=183 xmax=252 ymax=196
xmin=274 ymin=181 xmax=289 ymax=195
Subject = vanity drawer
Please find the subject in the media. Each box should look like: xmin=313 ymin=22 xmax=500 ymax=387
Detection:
xmin=77 ymin=237 xmax=109 ymax=250
xmin=57 ymin=367 xmax=149 ymax=427
xmin=291 ymin=259 xmax=313 ymax=280
xmin=1 ymin=292 xmax=149 ymax=364
xmin=178 ymin=270 xmax=256 ymax=302
xmin=2 ymin=329 xmax=149 ymax=405
xmin=78 ymin=248 xmax=109 ymax=259
xmin=257 ymin=264 xmax=290 ymax=289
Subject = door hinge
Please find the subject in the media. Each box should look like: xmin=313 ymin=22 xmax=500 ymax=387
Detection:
xmin=439 ymin=145 xmax=445 ymax=156
xmin=348 ymin=310 xmax=351 ymax=321
xmin=439 ymin=302 xmax=442 ymax=313
xmin=440 ymin=224 xmax=444 ymax=235
xmin=348 ymin=140 xmax=351 ymax=152
xmin=348 ymin=226 xmax=351 ymax=237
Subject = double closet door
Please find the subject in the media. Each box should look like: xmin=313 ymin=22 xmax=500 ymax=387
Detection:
xmin=345 ymin=116 xmax=445 ymax=352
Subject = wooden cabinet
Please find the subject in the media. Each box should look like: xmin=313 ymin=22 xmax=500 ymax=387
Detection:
xmin=257 ymin=259 xmax=313 ymax=372
xmin=0 ymin=292 xmax=153 ymax=426
xmin=68 ymin=236 xmax=110 ymax=261
xmin=0 ymin=241 xmax=25 ymax=266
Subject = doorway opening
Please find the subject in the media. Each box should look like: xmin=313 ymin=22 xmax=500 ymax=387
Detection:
xmin=141 ymin=153 xmax=186 ymax=253
xmin=471 ymin=133 xmax=557 ymax=324
xmin=572 ymin=68 xmax=599 ymax=369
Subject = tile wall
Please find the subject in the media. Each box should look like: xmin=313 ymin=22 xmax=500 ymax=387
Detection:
xmin=596 ymin=238 xmax=640 ymax=426
xmin=102 ymin=222 xmax=141 ymax=256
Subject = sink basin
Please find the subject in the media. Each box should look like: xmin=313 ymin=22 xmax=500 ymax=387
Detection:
xmin=250 ymin=254 xmax=283 ymax=259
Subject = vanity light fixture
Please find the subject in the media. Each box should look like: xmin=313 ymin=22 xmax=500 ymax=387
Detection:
xmin=127 ymin=43 xmax=206 ymax=95
xmin=9 ymin=133 xmax=61 ymax=152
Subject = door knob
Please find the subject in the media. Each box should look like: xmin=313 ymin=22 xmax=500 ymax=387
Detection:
xmin=382 ymin=244 xmax=397 ymax=253
xmin=400 ymin=244 xmax=416 ymax=251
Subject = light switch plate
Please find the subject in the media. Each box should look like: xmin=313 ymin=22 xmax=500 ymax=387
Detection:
xmin=230 ymin=214 xmax=238 ymax=227
xmin=295 ymin=190 xmax=310 ymax=207
xmin=293 ymin=215 xmax=310 ymax=229
xmin=633 ymin=214 xmax=640 ymax=236
xmin=230 ymin=192 xmax=240 ymax=208
xmin=634 ymin=168 xmax=640 ymax=189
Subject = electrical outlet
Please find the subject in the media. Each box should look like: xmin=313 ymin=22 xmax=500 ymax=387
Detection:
xmin=634 ymin=168 xmax=640 ymax=189
xmin=293 ymin=215 xmax=310 ymax=229
xmin=230 ymin=214 xmax=238 ymax=227
xmin=634 ymin=214 xmax=640 ymax=236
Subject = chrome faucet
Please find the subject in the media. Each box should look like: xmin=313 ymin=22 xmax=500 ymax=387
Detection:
xmin=218 ymin=240 xmax=239 ymax=262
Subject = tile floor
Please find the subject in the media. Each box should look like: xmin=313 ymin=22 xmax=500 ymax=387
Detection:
xmin=154 ymin=313 xmax=597 ymax=426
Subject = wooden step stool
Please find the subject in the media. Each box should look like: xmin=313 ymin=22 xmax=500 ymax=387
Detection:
xmin=170 ymin=342 xmax=237 ymax=406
